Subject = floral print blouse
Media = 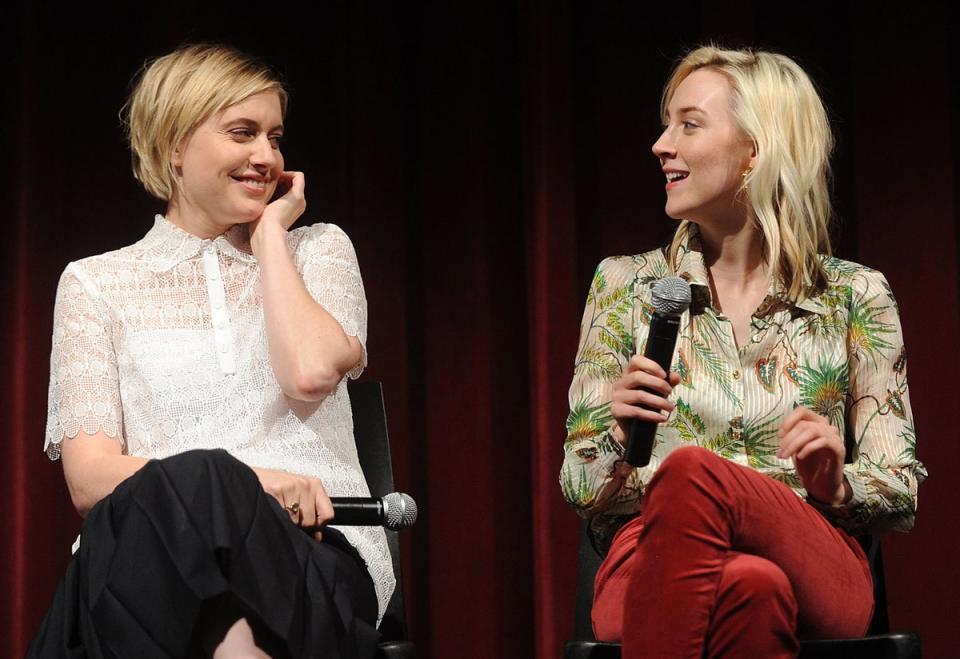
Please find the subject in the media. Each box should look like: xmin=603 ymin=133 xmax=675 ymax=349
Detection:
xmin=560 ymin=230 xmax=927 ymax=550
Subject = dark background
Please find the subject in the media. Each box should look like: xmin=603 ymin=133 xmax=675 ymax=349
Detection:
xmin=3 ymin=2 xmax=958 ymax=658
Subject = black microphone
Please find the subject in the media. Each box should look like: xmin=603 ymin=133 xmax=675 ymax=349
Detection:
xmin=304 ymin=492 xmax=418 ymax=532
xmin=625 ymin=277 xmax=691 ymax=467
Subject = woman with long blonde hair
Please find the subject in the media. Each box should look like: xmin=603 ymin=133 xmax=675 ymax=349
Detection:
xmin=561 ymin=45 xmax=926 ymax=657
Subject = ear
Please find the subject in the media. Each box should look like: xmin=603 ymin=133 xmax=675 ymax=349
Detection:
xmin=747 ymin=140 xmax=758 ymax=170
xmin=171 ymin=142 xmax=185 ymax=168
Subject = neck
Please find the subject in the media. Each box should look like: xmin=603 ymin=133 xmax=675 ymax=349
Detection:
xmin=165 ymin=197 xmax=230 ymax=240
xmin=696 ymin=219 xmax=767 ymax=290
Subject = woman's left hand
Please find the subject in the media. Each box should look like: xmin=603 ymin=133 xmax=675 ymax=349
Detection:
xmin=251 ymin=465 xmax=333 ymax=541
xmin=778 ymin=406 xmax=850 ymax=506
xmin=250 ymin=171 xmax=306 ymax=242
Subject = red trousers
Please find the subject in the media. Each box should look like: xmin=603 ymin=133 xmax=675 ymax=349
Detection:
xmin=592 ymin=447 xmax=874 ymax=658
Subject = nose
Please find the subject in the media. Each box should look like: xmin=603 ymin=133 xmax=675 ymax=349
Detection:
xmin=652 ymin=127 xmax=675 ymax=162
xmin=249 ymin=134 xmax=278 ymax=170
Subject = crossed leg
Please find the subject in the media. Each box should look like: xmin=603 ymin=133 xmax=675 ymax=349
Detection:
xmin=594 ymin=447 xmax=873 ymax=658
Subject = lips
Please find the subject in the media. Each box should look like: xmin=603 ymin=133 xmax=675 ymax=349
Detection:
xmin=231 ymin=175 xmax=270 ymax=196
xmin=664 ymin=171 xmax=689 ymax=189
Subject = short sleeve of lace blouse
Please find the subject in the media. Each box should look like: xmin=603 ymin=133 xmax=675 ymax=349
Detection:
xmin=294 ymin=223 xmax=368 ymax=380
xmin=44 ymin=265 xmax=124 ymax=460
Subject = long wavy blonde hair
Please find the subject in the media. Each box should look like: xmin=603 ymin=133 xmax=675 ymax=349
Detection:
xmin=663 ymin=45 xmax=834 ymax=302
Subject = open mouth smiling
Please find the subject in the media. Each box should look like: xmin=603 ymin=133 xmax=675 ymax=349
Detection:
xmin=664 ymin=170 xmax=689 ymax=188
xmin=231 ymin=175 xmax=271 ymax=195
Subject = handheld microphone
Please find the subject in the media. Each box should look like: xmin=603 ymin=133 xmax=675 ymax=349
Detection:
xmin=624 ymin=276 xmax=691 ymax=467
xmin=304 ymin=492 xmax=418 ymax=532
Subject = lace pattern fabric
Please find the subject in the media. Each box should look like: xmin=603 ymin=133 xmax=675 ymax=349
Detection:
xmin=44 ymin=215 xmax=394 ymax=620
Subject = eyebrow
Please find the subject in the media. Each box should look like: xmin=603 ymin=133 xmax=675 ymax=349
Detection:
xmin=663 ymin=106 xmax=708 ymax=124
xmin=223 ymin=117 xmax=285 ymax=133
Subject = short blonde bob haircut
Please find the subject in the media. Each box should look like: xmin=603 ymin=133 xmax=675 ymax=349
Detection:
xmin=663 ymin=45 xmax=834 ymax=302
xmin=123 ymin=43 xmax=288 ymax=202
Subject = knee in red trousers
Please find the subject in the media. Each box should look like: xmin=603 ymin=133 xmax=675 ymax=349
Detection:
xmin=650 ymin=446 xmax=719 ymax=488
xmin=643 ymin=446 xmax=728 ymax=516
xmin=707 ymin=553 xmax=799 ymax=658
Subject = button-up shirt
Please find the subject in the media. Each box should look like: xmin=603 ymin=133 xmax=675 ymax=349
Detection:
xmin=561 ymin=230 xmax=927 ymax=550
xmin=45 ymin=215 xmax=395 ymax=619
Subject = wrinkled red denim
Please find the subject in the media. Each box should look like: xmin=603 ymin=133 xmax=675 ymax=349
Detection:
xmin=592 ymin=446 xmax=874 ymax=658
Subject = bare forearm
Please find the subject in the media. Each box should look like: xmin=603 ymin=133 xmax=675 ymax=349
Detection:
xmin=252 ymin=224 xmax=360 ymax=401
xmin=62 ymin=444 xmax=149 ymax=517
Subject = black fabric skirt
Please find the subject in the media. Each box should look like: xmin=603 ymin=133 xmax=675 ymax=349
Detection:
xmin=28 ymin=449 xmax=380 ymax=659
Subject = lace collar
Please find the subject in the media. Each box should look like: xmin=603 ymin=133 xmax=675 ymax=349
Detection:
xmin=136 ymin=215 xmax=257 ymax=272
xmin=672 ymin=225 xmax=828 ymax=317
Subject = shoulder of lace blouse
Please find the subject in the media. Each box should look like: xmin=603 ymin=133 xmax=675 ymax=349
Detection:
xmin=294 ymin=222 xmax=362 ymax=279
xmin=290 ymin=222 xmax=356 ymax=261
xmin=52 ymin=262 xmax=111 ymax=325
xmin=58 ymin=241 xmax=154 ymax=291
xmin=58 ymin=261 xmax=97 ymax=298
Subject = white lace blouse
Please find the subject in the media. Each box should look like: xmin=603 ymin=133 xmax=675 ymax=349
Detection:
xmin=44 ymin=214 xmax=396 ymax=620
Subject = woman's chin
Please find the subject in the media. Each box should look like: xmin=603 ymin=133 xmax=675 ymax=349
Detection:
xmin=665 ymin=202 xmax=701 ymax=223
xmin=233 ymin=204 xmax=268 ymax=223
xmin=664 ymin=204 xmax=685 ymax=220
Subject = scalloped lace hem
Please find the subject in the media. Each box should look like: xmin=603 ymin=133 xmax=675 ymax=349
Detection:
xmin=44 ymin=426 xmax=125 ymax=462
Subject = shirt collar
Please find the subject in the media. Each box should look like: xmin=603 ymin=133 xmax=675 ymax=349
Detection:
xmin=137 ymin=215 xmax=256 ymax=271
xmin=672 ymin=225 xmax=829 ymax=317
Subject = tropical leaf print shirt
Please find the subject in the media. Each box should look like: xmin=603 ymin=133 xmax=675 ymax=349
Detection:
xmin=561 ymin=231 xmax=927 ymax=551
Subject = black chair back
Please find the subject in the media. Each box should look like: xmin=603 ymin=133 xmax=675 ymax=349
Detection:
xmin=348 ymin=380 xmax=413 ymax=655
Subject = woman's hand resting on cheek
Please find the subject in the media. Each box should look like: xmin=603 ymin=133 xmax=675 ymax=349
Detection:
xmin=250 ymin=170 xmax=306 ymax=247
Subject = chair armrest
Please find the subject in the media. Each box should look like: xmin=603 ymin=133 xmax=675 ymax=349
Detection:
xmin=798 ymin=632 xmax=921 ymax=659
xmin=375 ymin=640 xmax=417 ymax=659
xmin=564 ymin=640 xmax=623 ymax=659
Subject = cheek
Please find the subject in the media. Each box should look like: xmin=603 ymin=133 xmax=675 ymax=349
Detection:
xmin=181 ymin=161 xmax=218 ymax=195
xmin=697 ymin=154 xmax=743 ymax=191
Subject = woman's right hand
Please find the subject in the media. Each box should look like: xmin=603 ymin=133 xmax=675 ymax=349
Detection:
xmin=610 ymin=355 xmax=680 ymax=446
xmin=251 ymin=466 xmax=333 ymax=541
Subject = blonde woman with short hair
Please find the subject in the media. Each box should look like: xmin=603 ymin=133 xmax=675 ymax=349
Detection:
xmin=29 ymin=44 xmax=393 ymax=658
xmin=560 ymin=45 xmax=926 ymax=657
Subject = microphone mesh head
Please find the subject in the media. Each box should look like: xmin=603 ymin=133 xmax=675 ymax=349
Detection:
xmin=382 ymin=492 xmax=418 ymax=531
xmin=652 ymin=277 xmax=692 ymax=315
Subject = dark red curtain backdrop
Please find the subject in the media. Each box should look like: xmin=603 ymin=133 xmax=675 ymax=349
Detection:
xmin=3 ymin=2 xmax=958 ymax=658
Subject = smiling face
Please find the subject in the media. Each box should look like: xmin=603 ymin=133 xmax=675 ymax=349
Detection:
xmin=652 ymin=68 xmax=755 ymax=226
xmin=168 ymin=91 xmax=285 ymax=235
